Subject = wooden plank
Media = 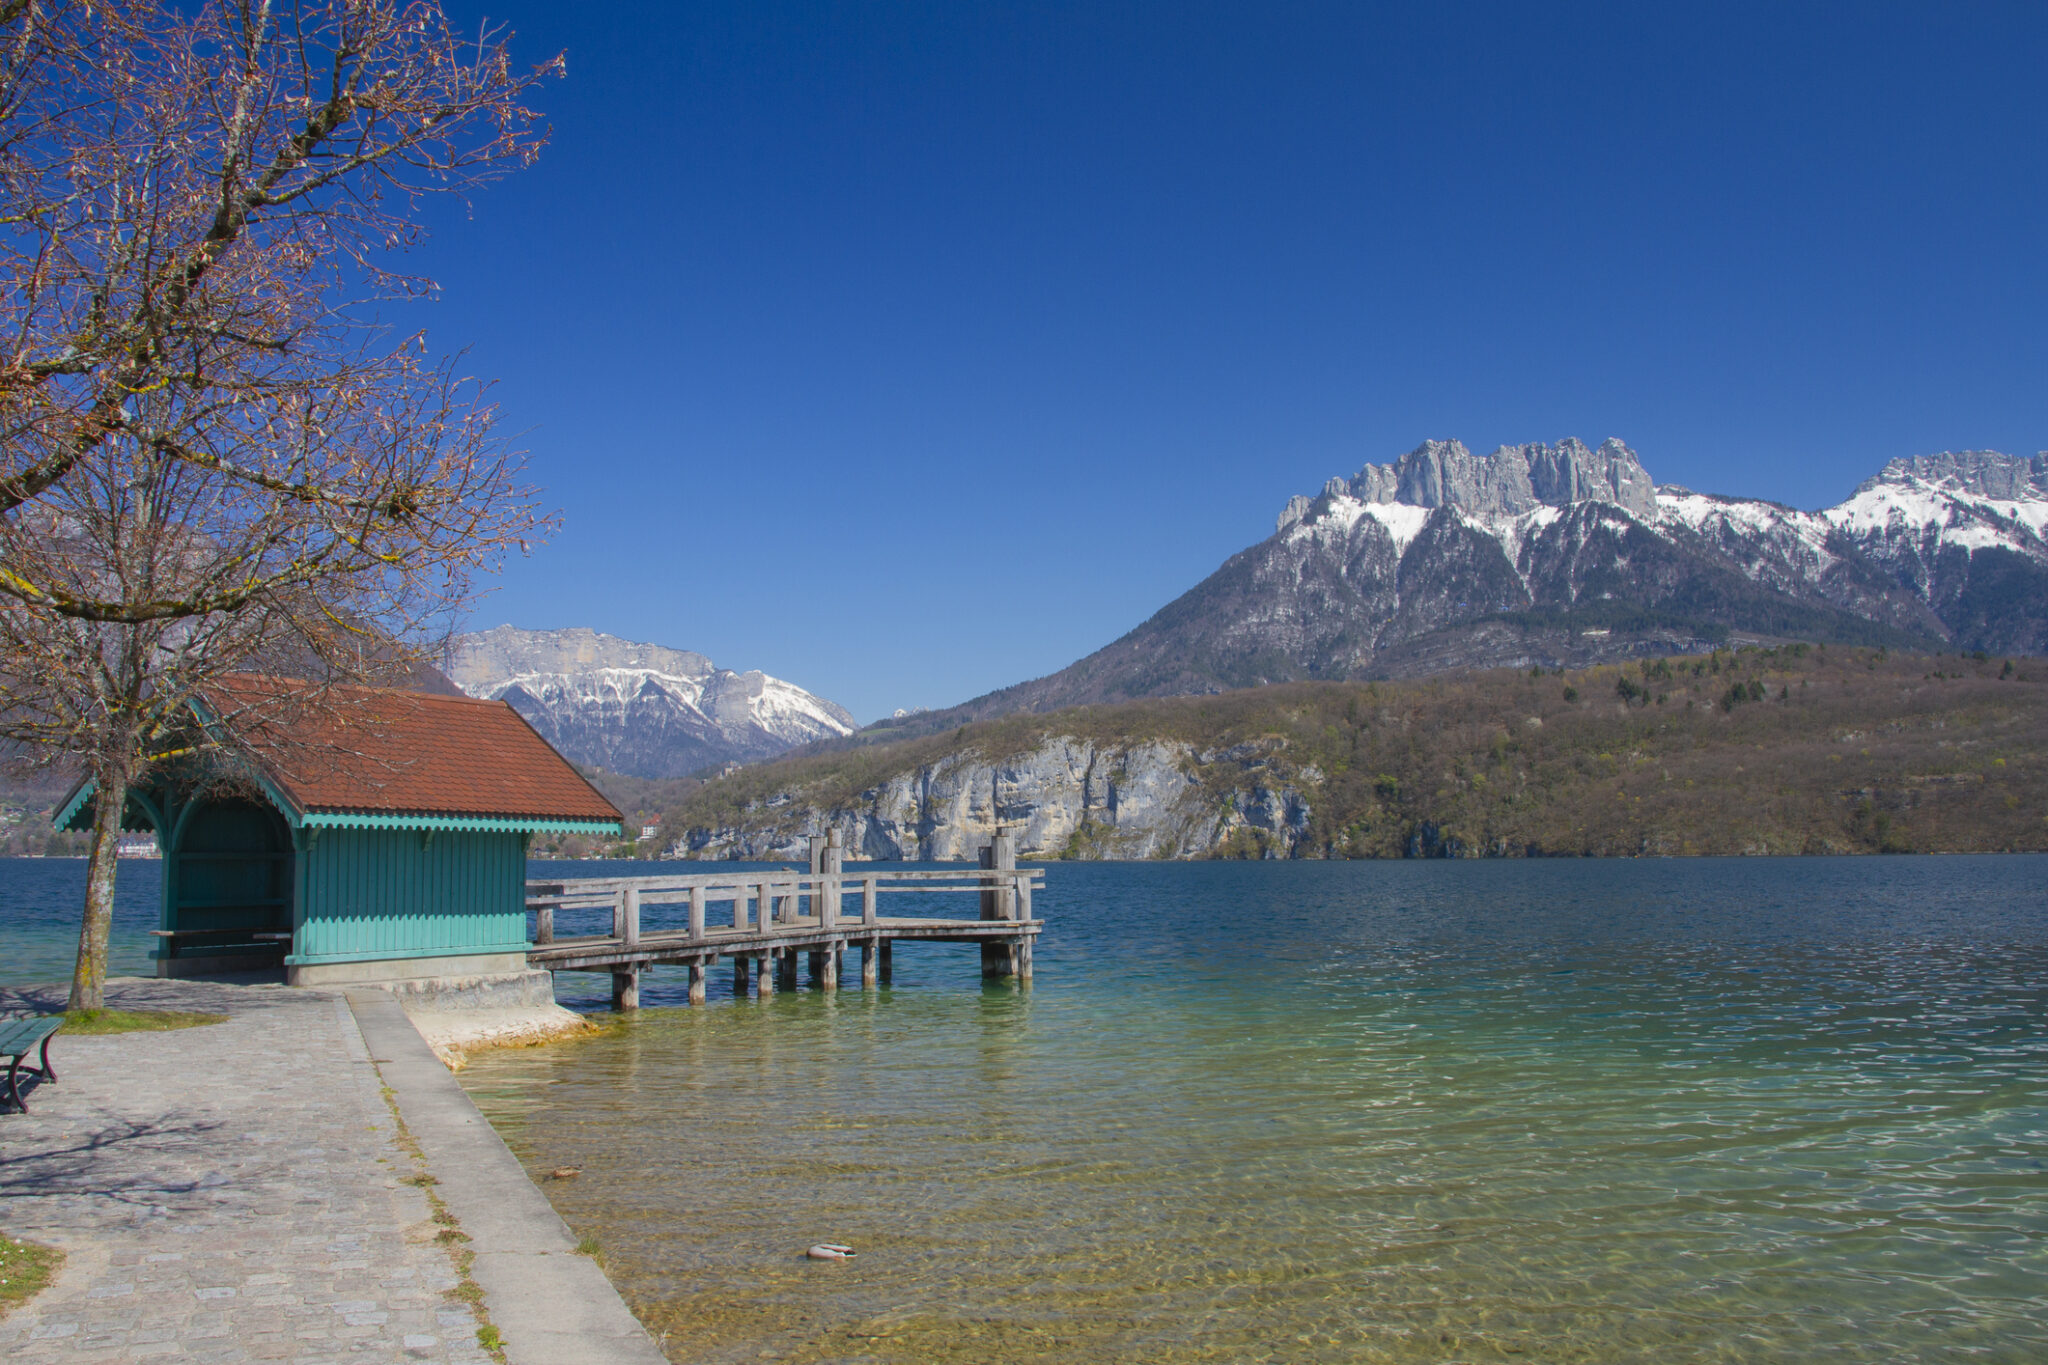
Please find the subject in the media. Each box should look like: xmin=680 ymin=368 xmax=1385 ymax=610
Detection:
xmin=522 ymin=868 xmax=1043 ymax=896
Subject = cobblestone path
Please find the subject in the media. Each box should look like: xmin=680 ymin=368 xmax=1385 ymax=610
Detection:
xmin=0 ymin=979 xmax=494 ymax=1365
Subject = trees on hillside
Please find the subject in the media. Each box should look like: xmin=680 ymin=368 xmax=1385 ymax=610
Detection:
xmin=0 ymin=0 xmax=561 ymax=1009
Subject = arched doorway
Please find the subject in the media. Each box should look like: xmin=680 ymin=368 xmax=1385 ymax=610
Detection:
xmin=162 ymin=797 xmax=294 ymax=974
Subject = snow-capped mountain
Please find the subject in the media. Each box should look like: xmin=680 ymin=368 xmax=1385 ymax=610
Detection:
xmin=446 ymin=626 xmax=855 ymax=778
xmin=876 ymin=440 xmax=2048 ymax=735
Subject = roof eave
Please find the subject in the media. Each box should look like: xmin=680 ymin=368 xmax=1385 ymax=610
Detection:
xmin=296 ymin=811 xmax=623 ymax=835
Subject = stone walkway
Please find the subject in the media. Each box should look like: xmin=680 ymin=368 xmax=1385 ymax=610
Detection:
xmin=0 ymin=978 xmax=494 ymax=1365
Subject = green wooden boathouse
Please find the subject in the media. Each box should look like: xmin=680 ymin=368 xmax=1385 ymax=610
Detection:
xmin=56 ymin=679 xmax=622 ymax=985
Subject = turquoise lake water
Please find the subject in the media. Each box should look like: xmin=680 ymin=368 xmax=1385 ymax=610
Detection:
xmin=0 ymin=855 xmax=163 ymax=985
xmin=454 ymin=857 xmax=2048 ymax=1364
xmin=7 ymin=856 xmax=2046 ymax=1361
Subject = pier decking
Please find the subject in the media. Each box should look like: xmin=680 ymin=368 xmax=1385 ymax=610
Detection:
xmin=526 ymin=830 xmax=1042 ymax=1008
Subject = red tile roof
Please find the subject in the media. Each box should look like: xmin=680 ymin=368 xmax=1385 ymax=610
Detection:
xmin=206 ymin=676 xmax=621 ymax=825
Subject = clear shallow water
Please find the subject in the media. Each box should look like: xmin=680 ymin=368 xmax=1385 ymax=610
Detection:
xmin=459 ymin=858 xmax=2048 ymax=1364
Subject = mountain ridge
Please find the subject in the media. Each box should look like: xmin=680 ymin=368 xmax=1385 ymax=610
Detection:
xmin=445 ymin=625 xmax=854 ymax=779
xmin=857 ymin=440 xmax=2047 ymax=744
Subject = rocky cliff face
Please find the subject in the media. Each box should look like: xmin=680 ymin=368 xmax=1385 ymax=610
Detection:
xmin=447 ymin=625 xmax=855 ymax=778
xmin=870 ymin=441 xmax=2048 ymax=739
xmin=683 ymin=735 xmax=1313 ymax=861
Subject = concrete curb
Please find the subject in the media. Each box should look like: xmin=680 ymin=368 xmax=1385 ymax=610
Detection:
xmin=346 ymin=989 xmax=669 ymax=1365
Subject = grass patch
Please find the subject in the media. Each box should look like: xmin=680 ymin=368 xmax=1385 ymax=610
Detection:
xmin=0 ymin=1236 xmax=63 ymax=1318
xmin=574 ymin=1235 xmax=604 ymax=1266
xmin=60 ymin=1008 xmax=226 ymax=1035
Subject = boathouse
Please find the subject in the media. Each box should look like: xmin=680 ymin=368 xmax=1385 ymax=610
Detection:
xmin=56 ymin=678 xmax=622 ymax=984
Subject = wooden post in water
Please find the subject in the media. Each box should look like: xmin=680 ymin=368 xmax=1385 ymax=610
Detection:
xmin=734 ymin=955 xmax=751 ymax=993
xmin=820 ymin=943 xmax=839 ymax=990
xmin=778 ymin=947 xmax=799 ymax=992
xmin=688 ymin=961 xmax=706 ymax=1004
xmin=879 ymin=938 xmax=893 ymax=983
xmin=612 ymin=967 xmax=639 ymax=1011
xmin=860 ymin=940 xmax=876 ymax=987
xmin=756 ymin=953 xmax=776 ymax=997
xmin=822 ymin=829 xmax=843 ymax=928
xmin=688 ymin=885 xmax=706 ymax=941
xmin=808 ymin=948 xmax=825 ymax=985
xmin=980 ymin=827 xmax=1018 ymax=978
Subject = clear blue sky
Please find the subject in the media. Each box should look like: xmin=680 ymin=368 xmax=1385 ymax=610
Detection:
xmin=415 ymin=2 xmax=2047 ymax=722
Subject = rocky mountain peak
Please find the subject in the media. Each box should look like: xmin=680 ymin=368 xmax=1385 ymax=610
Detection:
xmin=450 ymin=624 xmax=712 ymax=684
xmin=1332 ymin=436 xmax=1656 ymax=521
xmin=1856 ymin=449 xmax=2048 ymax=501
xmin=445 ymin=625 xmax=853 ymax=779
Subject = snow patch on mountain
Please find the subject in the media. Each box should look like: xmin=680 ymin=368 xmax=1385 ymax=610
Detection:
xmin=1264 ymin=439 xmax=2048 ymax=653
xmin=447 ymin=626 xmax=854 ymax=779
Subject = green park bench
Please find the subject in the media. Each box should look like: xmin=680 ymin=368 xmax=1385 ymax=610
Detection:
xmin=0 ymin=1016 xmax=61 ymax=1113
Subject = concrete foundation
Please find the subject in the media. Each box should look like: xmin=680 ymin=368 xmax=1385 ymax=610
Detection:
xmin=286 ymin=952 xmax=530 ymax=989
xmin=158 ymin=952 xmax=285 ymax=979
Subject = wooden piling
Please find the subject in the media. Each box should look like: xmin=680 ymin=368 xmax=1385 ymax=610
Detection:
xmin=756 ymin=953 xmax=776 ymax=997
xmin=823 ymin=829 xmax=844 ymax=929
xmin=981 ymin=827 xmax=1017 ymax=977
xmin=734 ymin=955 xmax=751 ymax=993
xmin=777 ymin=949 xmax=799 ymax=992
xmin=535 ymin=904 xmax=554 ymax=945
xmin=860 ymin=940 xmax=876 ymax=987
xmin=688 ymin=961 xmax=706 ymax=1004
xmin=879 ymin=938 xmax=893 ymax=983
xmin=808 ymin=949 xmax=826 ymax=985
xmin=612 ymin=967 xmax=639 ymax=1011
xmin=820 ymin=944 xmax=839 ymax=991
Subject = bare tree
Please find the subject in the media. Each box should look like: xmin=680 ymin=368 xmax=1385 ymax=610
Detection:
xmin=0 ymin=0 xmax=560 ymax=1009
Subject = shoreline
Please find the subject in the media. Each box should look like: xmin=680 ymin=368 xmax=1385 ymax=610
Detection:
xmin=0 ymin=977 xmax=663 ymax=1365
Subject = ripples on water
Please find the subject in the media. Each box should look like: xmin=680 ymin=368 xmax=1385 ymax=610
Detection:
xmin=0 ymin=856 xmax=162 ymax=984
xmin=461 ymin=859 xmax=2033 ymax=1360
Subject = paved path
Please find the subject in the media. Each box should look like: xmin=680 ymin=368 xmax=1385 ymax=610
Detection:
xmin=0 ymin=977 xmax=655 ymax=1365
xmin=346 ymin=992 xmax=666 ymax=1365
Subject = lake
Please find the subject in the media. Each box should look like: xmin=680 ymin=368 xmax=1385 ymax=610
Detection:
xmin=458 ymin=857 xmax=2048 ymax=1363
xmin=8 ymin=856 xmax=2046 ymax=1361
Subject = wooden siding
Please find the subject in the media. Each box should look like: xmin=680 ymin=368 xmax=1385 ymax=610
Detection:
xmin=291 ymin=828 xmax=529 ymax=963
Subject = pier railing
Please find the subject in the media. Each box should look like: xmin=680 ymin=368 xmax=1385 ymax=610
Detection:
xmin=523 ymin=864 xmax=1043 ymax=947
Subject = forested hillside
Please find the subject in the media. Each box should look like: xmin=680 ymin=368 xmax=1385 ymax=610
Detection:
xmin=667 ymin=646 xmax=2047 ymax=859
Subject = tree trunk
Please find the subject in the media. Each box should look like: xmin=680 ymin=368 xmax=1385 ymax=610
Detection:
xmin=69 ymin=760 xmax=129 ymax=1013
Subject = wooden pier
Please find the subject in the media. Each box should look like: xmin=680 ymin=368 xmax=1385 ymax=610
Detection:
xmin=526 ymin=828 xmax=1043 ymax=1009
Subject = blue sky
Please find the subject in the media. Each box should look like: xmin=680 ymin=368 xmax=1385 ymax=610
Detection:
xmin=416 ymin=2 xmax=2047 ymax=722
